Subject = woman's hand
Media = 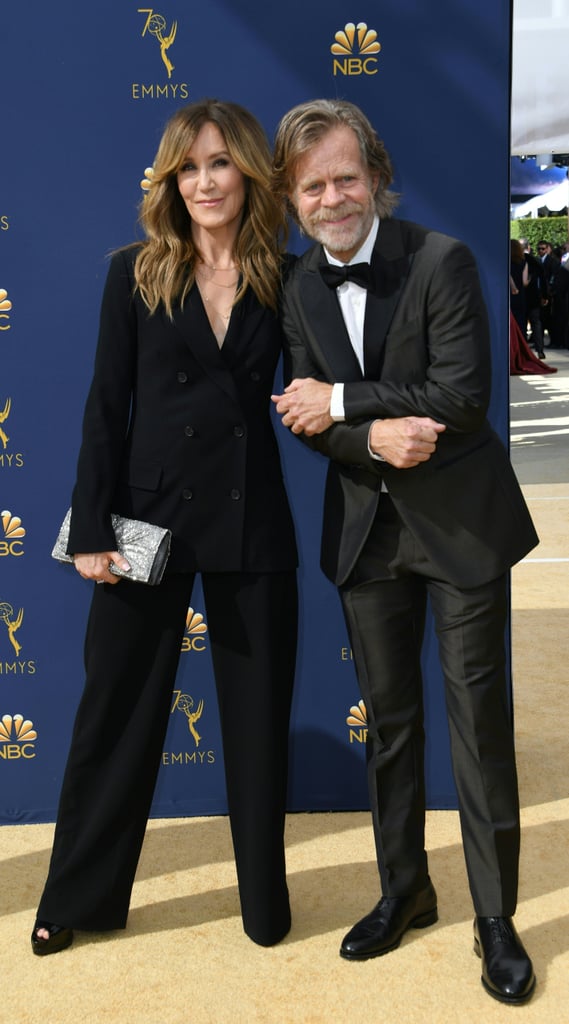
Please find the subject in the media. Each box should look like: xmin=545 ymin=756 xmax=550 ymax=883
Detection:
xmin=73 ymin=551 xmax=131 ymax=584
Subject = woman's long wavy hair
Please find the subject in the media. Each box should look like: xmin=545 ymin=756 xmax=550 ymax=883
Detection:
xmin=135 ymin=100 xmax=287 ymax=315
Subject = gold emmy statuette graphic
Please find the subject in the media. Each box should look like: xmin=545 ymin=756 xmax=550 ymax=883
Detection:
xmin=177 ymin=694 xmax=204 ymax=748
xmin=0 ymin=289 xmax=12 ymax=330
xmin=0 ymin=602 xmax=24 ymax=657
xmin=0 ymin=398 xmax=10 ymax=449
xmin=139 ymin=9 xmax=177 ymax=78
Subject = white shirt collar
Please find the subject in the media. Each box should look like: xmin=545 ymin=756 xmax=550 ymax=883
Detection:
xmin=324 ymin=214 xmax=380 ymax=267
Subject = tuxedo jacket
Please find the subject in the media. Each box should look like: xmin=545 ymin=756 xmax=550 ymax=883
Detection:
xmin=68 ymin=247 xmax=297 ymax=574
xmin=281 ymin=218 xmax=538 ymax=588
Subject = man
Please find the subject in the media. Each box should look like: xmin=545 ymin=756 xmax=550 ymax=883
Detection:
xmin=537 ymin=239 xmax=569 ymax=349
xmin=271 ymin=100 xmax=538 ymax=1005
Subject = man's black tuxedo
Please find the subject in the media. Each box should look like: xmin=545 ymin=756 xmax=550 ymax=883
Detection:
xmin=281 ymin=217 xmax=538 ymax=915
xmin=281 ymin=218 xmax=537 ymax=585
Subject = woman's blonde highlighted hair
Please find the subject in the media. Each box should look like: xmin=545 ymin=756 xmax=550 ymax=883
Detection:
xmin=135 ymin=100 xmax=287 ymax=315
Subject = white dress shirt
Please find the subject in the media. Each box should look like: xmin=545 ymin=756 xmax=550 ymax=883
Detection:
xmin=324 ymin=215 xmax=379 ymax=420
xmin=322 ymin=216 xmax=385 ymax=466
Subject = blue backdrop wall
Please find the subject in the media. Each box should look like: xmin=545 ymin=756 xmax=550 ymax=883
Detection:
xmin=0 ymin=0 xmax=512 ymax=822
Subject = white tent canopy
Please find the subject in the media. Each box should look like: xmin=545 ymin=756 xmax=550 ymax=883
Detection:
xmin=512 ymin=179 xmax=569 ymax=218
xmin=512 ymin=0 xmax=569 ymax=158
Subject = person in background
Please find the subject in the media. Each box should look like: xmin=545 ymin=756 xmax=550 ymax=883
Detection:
xmin=538 ymin=239 xmax=569 ymax=349
xmin=271 ymin=98 xmax=538 ymax=1005
xmin=32 ymin=99 xmax=298 ymax=956
xmin=510 ymin=238 xmax=529 ymax=339
xmin=519 ymin=237 xmax=545 ymax=357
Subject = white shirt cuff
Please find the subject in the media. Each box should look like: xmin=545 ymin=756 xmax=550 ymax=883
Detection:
xmin=330 ymin=383 xmax=345 ymax=421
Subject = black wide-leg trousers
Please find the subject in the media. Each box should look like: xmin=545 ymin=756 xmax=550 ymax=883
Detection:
xmin=37 ymin=569 xmax=297 ymax=946
xmin=340 ymin=495 xmax=520 ymax=917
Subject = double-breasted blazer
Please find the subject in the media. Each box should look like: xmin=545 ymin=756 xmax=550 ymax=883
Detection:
xmin=68 ymin=246 xmax=298 ymax=574
xmin=281 ymin=218 xmax=538 ymax=588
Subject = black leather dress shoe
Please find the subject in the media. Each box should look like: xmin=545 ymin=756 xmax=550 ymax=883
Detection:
xmin=340 ymin=881 xmax=438 ymax=960
xmin=474 ymin=916 xmax=536 ymax=1004
xmin=31 ymin=920 xmax=74 ymax=957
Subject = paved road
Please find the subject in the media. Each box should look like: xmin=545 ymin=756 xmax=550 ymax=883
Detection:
xmin=509 ymin=349 xmax=569 ymax=486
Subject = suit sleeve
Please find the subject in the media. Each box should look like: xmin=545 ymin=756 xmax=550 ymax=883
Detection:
xmin=281 ymin=282 xmax=382 ymax=472
xmin=68 ymin=250 xmax=138 ymax=554
xmin=343 ymin=241 xmax=492 ymax=433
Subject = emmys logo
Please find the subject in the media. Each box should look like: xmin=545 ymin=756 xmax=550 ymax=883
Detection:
xmin=0 ymin=398 xmax=10 ymax=450
xmin=172 ymin=690 xmax=204 ymax=747
xmin=346 ymin=698 xmax=368 ymax=744
xmin=0 ymin=600 xmax=36 ymax=676
xmin=164 ymin=689 xmax=215 ymax=765
xmin=0 ymin=712 xmax=37 ymax=760
xmin=133 ymin=9 xmax=189 ymax=100
xmin=0 ymin=602 xmax=24 ymax=656
xmin=0 ymin=510 xmax=25 ymax=557
xmin=0 ymin=289 xmax=12 ymax=331
xmin=331 ymin=22 xmax=381 ymax=76
xmin=0 ymin=399 xmax=24 ymax=469
xmin=139 ymin=8 xmax=177 ymax=77
xmin=181 ymin=607 xmax=208 ymax=653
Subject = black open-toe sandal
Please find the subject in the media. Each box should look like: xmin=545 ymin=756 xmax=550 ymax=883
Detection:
xmin=31 ymin=920 xmax=74 ymax=956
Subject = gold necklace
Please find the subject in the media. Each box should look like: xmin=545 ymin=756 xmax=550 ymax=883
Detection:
xmin=199 ymin=266 xmax=237 ymax=274
xmin=195 ymin=281 xmax=234 ymax=320
xmin=195 ymin=270 xmax=238 ymax=289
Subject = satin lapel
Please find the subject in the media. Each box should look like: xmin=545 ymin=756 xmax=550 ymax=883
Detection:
xmin=221 ymin=285 xmax=266 ymax=370
xmin=298 ymin=249 xmax=363 ymax=382
xmin=364 ymin=219 xmax=414 ymax=378
xmin=171 ymin=286 xmax=242 ymax=403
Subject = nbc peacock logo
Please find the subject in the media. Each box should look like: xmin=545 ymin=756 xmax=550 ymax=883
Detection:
xmin=140 ymin=166 xmax=154 ymax=193
xmin=0 ymin=510 xmax=25 ymax=557
xmin=181 ymin=606 xmax=208 ymax=653
xmin=0 ymin=288 xmax=12 ymax=331
xmin=0 ymin=713 xmax=37 ymax=760
xmin=346 ymin=698 xmax=368 ymax=744
xmin=331 ymin=22 xmax=381 ymax=76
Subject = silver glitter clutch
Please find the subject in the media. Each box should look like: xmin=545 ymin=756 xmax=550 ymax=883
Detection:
xmin=52 ymin=508 xmax=172 ymax=585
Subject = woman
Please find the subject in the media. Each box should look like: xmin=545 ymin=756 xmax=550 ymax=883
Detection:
xmin=32 ymin=100 xmax=298 ymax=955
xmin=510 ymin=238 xmax=529 ymax=339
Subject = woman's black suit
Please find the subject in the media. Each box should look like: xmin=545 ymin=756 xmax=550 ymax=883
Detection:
xmin=37 ymin=249 xmax=298 ymax=946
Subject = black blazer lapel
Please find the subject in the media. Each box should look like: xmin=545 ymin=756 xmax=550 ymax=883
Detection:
xmin=172 ymin=286 xmax=242 ymax=403
xmin=221 ymin=285 xmax=266 ymax=370
xmin=297 ymin=250 xmax=363 ymax=382
xmin=364 ymin=220 xmax=414 ymax=379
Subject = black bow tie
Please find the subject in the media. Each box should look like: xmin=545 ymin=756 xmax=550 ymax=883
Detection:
xmin=319 ymin=261 xmax=373 ymax=290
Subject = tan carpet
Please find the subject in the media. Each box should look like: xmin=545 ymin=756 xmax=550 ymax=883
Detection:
xmin=1 ymin=482 xmax=567 ymax=1023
